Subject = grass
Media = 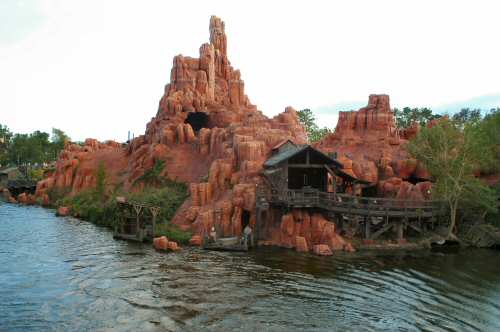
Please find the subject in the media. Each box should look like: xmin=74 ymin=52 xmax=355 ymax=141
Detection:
xmin=53 ymin=178 xmax=191 ymax=242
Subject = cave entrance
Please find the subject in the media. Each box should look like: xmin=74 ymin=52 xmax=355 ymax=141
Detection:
xmin=404 ymin=174 xmax=428 ymax=185
xmin=185 ymin=112 xmax=209 ymax=132
xmin=241 ymin=209 xmax=251 ymax=230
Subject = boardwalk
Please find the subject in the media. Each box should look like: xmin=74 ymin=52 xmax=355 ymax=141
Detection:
xmin=256 ymin=188 xmax=448 ymax=241
xmin=262 ymin=189 xmax=447 ymax=219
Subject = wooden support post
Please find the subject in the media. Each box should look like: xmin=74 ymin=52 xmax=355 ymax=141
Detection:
xmin=365 ymin=217 xmax=371 ymax=239
xmin=150 ymin=206 xmax=161 ymax=239
xmin=396 ymin=221 xmax=404 ymax=240
xmin=133 ymin=204 xmax=143 ymax=240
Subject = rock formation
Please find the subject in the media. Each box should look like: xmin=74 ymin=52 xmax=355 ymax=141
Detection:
xmin=36 ymin=16 xmax=339 ymax=253
xmin=315 ymin=94 xmax=432 ymax=200
xmin=35 ymin=16 xmax=432 ymax=255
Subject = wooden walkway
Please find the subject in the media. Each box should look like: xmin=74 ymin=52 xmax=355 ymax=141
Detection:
xmin=263 ymin=189 xmax=446 ymax=219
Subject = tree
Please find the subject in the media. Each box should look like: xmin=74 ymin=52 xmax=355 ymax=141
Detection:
xmin=478 ymin=109 xmax=500 ymax=173
xmin=452 ymin=108 xmax=482 ymax=126
xmin=408 ymin=118 xmax=497 ymax=237
xmin=393 ymin=107 xmax=441 ymax=128
xmin=0 ymin=124 xmax=12 ymax=166
xmin=51 ymin=128 xmax=70 ymax=159
xmin=297 ymin=109 xmax=332 ymax=143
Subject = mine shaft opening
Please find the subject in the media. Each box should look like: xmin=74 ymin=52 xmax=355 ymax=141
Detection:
xmin=185 ymin=112 xmax=209 ymax=133
xmin=241 ymin=210 xmax=251 ymax=230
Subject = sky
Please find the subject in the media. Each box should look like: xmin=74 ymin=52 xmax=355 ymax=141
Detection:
xmin=1 ymin=0 xmax=500 ymax=142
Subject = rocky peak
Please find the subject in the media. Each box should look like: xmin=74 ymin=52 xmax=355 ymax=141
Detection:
xmin=209 ymin=15 xmax=227 ymax=56
xmin=335 ymin=94 xmax=398 ymax=138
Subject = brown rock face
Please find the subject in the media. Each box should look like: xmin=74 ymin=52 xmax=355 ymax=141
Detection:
xmin=313 ymin=244 xmax=333 ymax=256
xmin=259 ymin=210 xmax=353 ymax=253
xmin=36 ymin=16 xmax=307 ymax=245
xmin=315 ymin=95 xmax=431 ymax=197
xmin=153 ymin=236 xmax=169 ymax=250
xmin=56 ymin=206 xmax=71 ymax=217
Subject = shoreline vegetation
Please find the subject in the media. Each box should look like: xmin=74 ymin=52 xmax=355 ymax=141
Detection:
xmin=46 ymin=161 xmax=192 ymax=244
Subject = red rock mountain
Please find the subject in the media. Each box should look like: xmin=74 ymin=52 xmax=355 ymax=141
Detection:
xmin=35 ymin=17 xmax=430 ymax=253
xmin=315 ymin=94 xmax=432 ymax=201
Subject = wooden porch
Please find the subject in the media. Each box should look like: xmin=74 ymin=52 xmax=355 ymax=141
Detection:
xmin=256 ymin=187 xmax=447 ymax=241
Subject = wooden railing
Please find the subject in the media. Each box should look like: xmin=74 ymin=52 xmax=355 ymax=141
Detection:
xmin=259 ymin=188 xmax=446 ymax=218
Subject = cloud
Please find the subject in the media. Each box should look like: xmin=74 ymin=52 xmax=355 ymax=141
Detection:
xmin=0 ymin=0 xmax=45 ymax=44
xmin=433 ymin=94 xmax=500 ymax=113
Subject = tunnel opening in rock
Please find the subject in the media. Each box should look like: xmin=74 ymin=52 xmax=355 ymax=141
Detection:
xmin=185 ymin=112 xmax=209 ymax=133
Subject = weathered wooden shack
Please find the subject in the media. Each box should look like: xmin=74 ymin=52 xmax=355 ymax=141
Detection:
xmin=256 ymin=142 xmax=447 ymax=243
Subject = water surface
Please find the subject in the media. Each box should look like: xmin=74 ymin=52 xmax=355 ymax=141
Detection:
xmin=1 ymin=203 xmax=500 ymax=331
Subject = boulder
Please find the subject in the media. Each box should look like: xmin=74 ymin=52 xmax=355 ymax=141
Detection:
xmin=153 ymin=236 xmax=169 ymax=250
xmin=17 ymin=193 xmax=28 ymax=204
xmin=313 ymin=244 xmax=333 ymax=256
xmin=167 ymin=241 xmax=181 ymax=251
xmin=56 ymin=206 xmax=71 ymax=217
xmin=189 ymin=235 xmax=203 ymax=246
xmin=295 ymin=236 xmax=309 ymax=253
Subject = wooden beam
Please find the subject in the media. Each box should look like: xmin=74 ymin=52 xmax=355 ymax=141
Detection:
xmin=404 ymin=220 xmax=423 ymax=233
xmin=288 ymin=164 xmax=326 ymax=168
xmin=371 ymin=223 xmax=393 ymax=240
xmin=364 ymin=217 xmax=371 ymax=239
xmin=396 ymin=222 xmax=404 ymax=240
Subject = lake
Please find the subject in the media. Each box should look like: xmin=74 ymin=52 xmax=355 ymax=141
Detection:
xmin=1 ymin=203 xmax=500 ymax=331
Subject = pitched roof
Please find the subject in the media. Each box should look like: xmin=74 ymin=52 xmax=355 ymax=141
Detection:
xmin=264 ymin=145 xmax=343 ymax=168
xmin=271 ymin=139 xmax=295 ymax=151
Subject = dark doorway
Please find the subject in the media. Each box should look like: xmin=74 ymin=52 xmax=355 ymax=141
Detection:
xmin=241 ymin=210 xmax=251 ymax=229
xmin=288 ymin=167 xmax=327 ymax=191
xmin=185 ymin=112 xmax=209 ymax=132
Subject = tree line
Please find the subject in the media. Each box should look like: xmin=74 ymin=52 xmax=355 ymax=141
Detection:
xmin=0 ymin=124 xmax=70 ymax=167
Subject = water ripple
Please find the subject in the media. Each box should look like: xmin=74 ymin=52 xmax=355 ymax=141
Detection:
xmin=1 ymin=203 xmax=500 ymax=331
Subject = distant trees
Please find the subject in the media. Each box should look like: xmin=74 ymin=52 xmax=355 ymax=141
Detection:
xmin=393 ymin=107 xmax=442 ymax=128
xmin=0 ymin=124 xmax=12 ymax=165
xmin=0 ymin=124 xmax=70 ymax=167
xmin=297 ymin=109 xmax=332 ymax=143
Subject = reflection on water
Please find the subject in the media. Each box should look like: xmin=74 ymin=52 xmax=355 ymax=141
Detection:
xmin=1 ymin=203 xmax=500 ymax=331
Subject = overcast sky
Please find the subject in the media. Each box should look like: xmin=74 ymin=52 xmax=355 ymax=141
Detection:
xmin=1 ymin=0 xmax=500 ymax=142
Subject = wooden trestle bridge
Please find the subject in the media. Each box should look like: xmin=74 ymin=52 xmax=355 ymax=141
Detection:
xmin=256 ymin=187 xmax=448 ymax=241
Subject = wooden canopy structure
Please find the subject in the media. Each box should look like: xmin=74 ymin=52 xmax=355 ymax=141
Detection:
xmin=262 ymin=142 xmax=369 ymax=197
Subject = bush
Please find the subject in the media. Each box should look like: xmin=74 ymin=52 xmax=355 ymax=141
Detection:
xmin=59 ymin=189 xmax=118 ymax=227
xmin=56 ymin=178 xmax=189 ymax=235
xmin=127 ymin=183 xmax=188 ymax=223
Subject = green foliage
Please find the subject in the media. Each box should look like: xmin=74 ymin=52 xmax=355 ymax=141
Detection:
xmin=95 ymin=162 xmax=106 ymax=201
xmin=0 ymin=124 xmax=13 ymax=165
xmin=452 ymin=108 xmax=482 ymax=126
xmin=46 ymin=186 xmax=71 ymax=205
xmin=29 ymin=168 xmax=45 ymax=181
xmin=408 ymin=118 xmax=498 ymax=236
xmin=393 ymin=107 xmax=441 ymax=128
xmin=478 ymin=109 xmax=500 ymax=173
xmin=297 ymin=109 xmax=332 ymax=143
xmin=127 ymin=183 xmax=188 ymax=223
xmin=59 ymin=189 xmax=118 ymax=227
xmin=134 ymin=160 xmax=167 ymax=187
xmin=0 ymin=125 xmax=70 ymax=166
xmin=58 ymin=180 xmax=189 ymax=235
